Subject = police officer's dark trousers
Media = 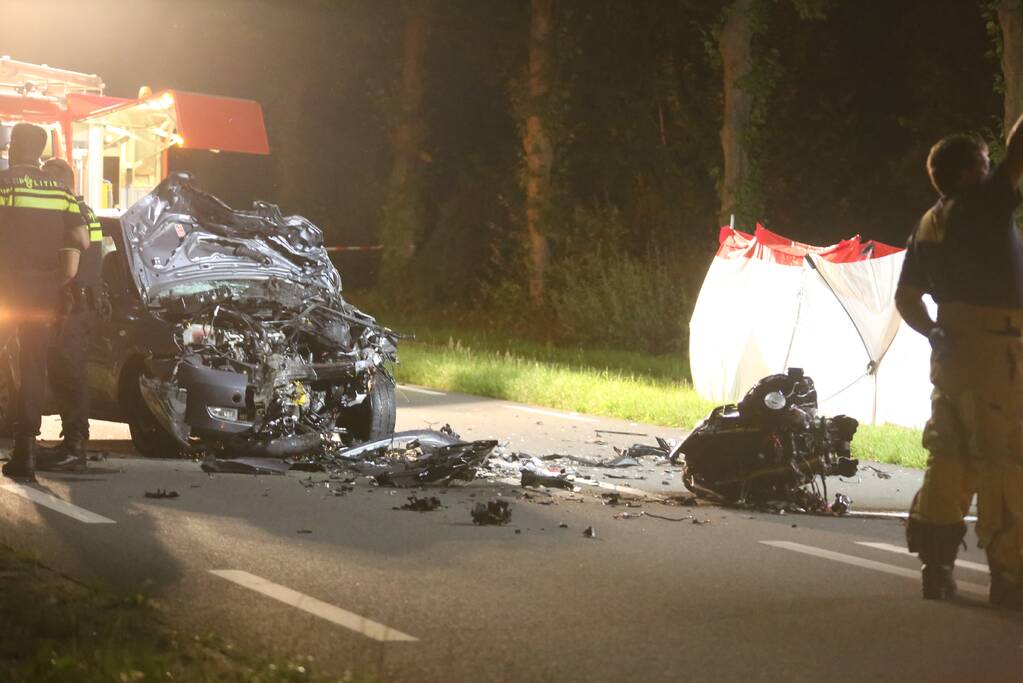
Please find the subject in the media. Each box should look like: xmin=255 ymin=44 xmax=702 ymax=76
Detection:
xmin=48 ymin=290 xmax=90 ymax=441
xmin=4 ymin=272 xmax=57 ymax=439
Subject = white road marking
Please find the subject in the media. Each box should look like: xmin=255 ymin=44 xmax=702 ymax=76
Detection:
xmin=856 ymin=541 xmax=989 ymax=573
xmin=846 ymin=510 xmax=978 ymax=523
xmin=502 ymin=404 xmax=599 ymax=423
xmin=398 ymin=385 xmax=446 ymax=396
xmin=0 ymin=484 xmax=115 ymax=524
xmin=209 ymin=570 xmax=418 ymax=642
xmin=760 ymin=541 xmax=988 ymax=596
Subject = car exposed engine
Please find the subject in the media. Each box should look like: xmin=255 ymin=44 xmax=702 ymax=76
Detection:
xmin=123 ymin=173 xmax=398 ymax=457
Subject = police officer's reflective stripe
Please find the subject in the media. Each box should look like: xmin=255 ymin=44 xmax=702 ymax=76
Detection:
xmin=0 ymin=186 xmax=79 ymax=212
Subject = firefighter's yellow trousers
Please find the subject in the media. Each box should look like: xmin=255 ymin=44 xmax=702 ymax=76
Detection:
xmin=910 ymin=303 xmax=1023 ymax=581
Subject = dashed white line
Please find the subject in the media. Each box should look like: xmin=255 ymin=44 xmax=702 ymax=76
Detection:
xmin=760 ymin=540 xmax=988 ymax=596
xmin=398 ymin=385 xmax=446 ymax=396
xmin=209 ymin=570 xmax=418 ymax=642
xmin=502 ymin=404 xmax=599 ymax=423
xmin=856 ymin=541 xmax=989 ymax=573
xmin=0 ymin=484 xmax=116 ymax=524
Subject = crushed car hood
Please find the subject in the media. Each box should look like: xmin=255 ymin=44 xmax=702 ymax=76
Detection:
xmin=119 ymin=172 xmax=341 ymax=303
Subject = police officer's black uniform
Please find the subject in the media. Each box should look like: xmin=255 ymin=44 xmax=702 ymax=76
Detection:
xmin=0 ymin=164 xmax=86 ymax=481
xmin=41 ymin=198 xmax=102 ymax=468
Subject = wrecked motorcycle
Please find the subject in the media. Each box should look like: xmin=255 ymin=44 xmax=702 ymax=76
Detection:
xmin=677 ymin=368 xmax=858 ymax=507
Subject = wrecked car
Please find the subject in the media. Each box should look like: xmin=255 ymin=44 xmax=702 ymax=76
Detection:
xmin=676 ymin=368 xmax=859 ymax=508
xmin=0 ymin=173 xmax=398 ymax=457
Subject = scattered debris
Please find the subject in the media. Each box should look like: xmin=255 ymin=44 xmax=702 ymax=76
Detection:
xmin=558 ymin=522 xmax=569 ymax=528
xmin=398 ymin=496 xmax=443 ymax=512
xmin=583 ymin=526 xmax=596 ymax=538
xmin=471 ymin=500 xmax=512 ymax=526
xmin=678 ymin=369 xmax=859 ymax=512
xmin=296 ymin=529 xmax=313 ymax=534
xmin=860 ymin=464 xmax=892 ymax=480
xmin=144 ymin=489 xmax=179 ymax=499
xmin=595 ymin=429 xmax=648 ymax=437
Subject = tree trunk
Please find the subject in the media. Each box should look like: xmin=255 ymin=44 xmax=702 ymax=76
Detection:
xmin=718 ymin=0 xmax=755 ymax=227
xmin=380 ymin=0 xmax=429 ymax=290
xmin=523 ymin=0 xmax=554 ymax=305
xmin=1000 ymin=0 xmax=1023 ymax=134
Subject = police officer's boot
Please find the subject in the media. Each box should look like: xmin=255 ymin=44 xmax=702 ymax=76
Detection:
xmin=2 ymin=436 xmax=37 ymax=482
xmin=36 ymin=434 xmax=87 ymax=472
xmin=907 ymin=518 xmax=966 ymax=600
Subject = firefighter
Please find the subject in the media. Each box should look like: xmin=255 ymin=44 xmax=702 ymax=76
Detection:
xmin=0 ymin=123 xmax=88 ymax=482
xmin=35 ymin=158 xmax=101 ymax=471
xmin=895 ymin=113 xmax=1023 ymax=607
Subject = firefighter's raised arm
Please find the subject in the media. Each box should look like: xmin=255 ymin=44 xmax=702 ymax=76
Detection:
xmin=1002 ymin=112 xmax=1023 ymax=189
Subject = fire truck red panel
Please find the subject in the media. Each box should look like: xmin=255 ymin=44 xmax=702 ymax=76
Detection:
xmin=171 ymin=92 xmax=270 ymax=155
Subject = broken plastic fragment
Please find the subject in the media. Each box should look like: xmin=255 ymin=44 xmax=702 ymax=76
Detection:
xmin=583 ymin=526 xmax=596 ymax=538
xmin=398 ymin=496 xmax=443 ymax=512
xmin=831 ymin=493 xmax=852 ymax=515
xmin=471 ymin=499 xmax=512 ymax=526
xmin=144 ymin=489 xmax=179 ymax=499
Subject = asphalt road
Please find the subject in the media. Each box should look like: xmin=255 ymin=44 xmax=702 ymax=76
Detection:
xmin=0 ymin=385 xmax=1018 ymax=682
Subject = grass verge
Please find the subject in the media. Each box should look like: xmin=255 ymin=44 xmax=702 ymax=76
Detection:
xmin=0 ymin=544 xmax=367 ymax=683
xmin=389 ymin=337 xmax=928 ymax=470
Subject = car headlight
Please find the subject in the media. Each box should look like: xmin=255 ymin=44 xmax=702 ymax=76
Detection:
xmin=207 ymin=406 xmax=240 ymax=421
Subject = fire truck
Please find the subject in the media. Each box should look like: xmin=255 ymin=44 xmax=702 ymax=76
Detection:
xmin=0 ymin=56 xmax=269 ymax=213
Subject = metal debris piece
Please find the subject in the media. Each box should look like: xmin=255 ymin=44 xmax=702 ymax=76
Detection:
xmin=440 ymin=424 xmax=460 ymax=439
xmin=520 ymin=468 xmax=574 ymax=490
xmin=603 ymin=455 xmax=640 ymax=468
xmin=583 ymin=526 xmax=596 ymax=538
xmin=144 ymin=489 xmax=179 ymax=499
xmin=595 ymin=429 xmax=648 ymax=437
xmin=398 ymin=496 xmax=443 ymax=512
xmin=644 ymin=512 xmax=694 ymax=522
xmin=831 ymin=493 xmax=852 ymax=515
xmin=471 ymin=499 xmax=512 ymax=526
xmin=540 ymin=453 xmax=602 ymax=466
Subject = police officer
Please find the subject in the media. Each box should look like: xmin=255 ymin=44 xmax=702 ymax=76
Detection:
xmin=896 ymin=112 xmax=1023 ymax=608
xmin=0 ymin=124 xmax=88 ymax=482
xmin=35 ymin=158 xmax=101 ymax=472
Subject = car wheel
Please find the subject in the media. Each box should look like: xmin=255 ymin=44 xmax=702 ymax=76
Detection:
xmin=123 ymin=362 xmax=187 ymax=459
xmin=337 ymin=372 xmax=396 ymax=444
xmin=0 ymin=360 xmax=14 ymax=438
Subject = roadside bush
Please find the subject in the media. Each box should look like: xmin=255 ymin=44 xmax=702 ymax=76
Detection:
xmin=548 ymin=244 xmax=702 ymax=355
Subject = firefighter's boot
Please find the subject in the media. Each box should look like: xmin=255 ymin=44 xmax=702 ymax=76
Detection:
xmin=907 ymin=518 xmax=966 ymax=600
xmin=36 ymin=434 xmax=87 ymax=472
xmin=2 ymin=437 xmax=37 ymax=482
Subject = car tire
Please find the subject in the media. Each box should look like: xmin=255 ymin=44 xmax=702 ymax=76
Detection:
xmin=123 ymin=362 xmax=187 ymax=459
xmin=338 ymin=372 xmax=396 ymax=444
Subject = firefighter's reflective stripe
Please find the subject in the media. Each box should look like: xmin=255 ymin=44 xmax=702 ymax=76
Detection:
xmin=89 ymin=226 xmax=103 ymax=242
